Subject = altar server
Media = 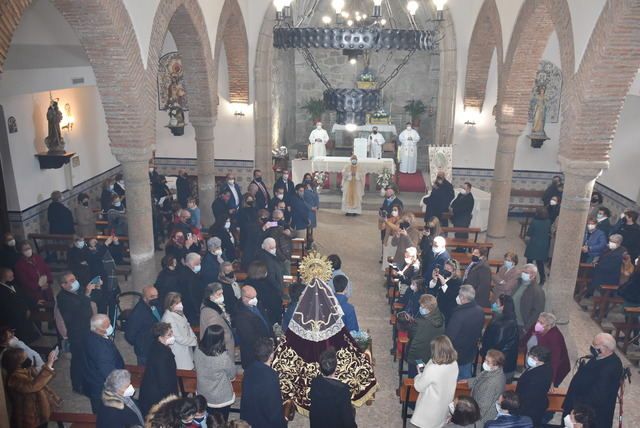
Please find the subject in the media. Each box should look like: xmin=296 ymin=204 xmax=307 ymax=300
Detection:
xmin=368 ymin=126 xmax=385 ymax=159
xmin=308 ymin=122 xmax=330 ymax=159
xmin=398 ymin=122 xmax=420 ymax=174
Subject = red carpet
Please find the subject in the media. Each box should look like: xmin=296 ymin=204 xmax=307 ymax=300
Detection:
xmin=396 ymin=170 xmax=426 ymax=193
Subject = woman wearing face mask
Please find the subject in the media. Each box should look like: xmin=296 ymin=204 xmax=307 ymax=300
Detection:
xmin=381 ymin=205 xmax=403 ymax=271
xmin=394 ymin=246 xmax=421 ymax=288
xmin=200 ymin=283 xmax=235 ymax=353
xmin=217 ymin=262 xmax=241 ymax=316
xmin=75 ymin=193 xmax=97 ymax=238
xmin=67 ymin=235 xmax=92 ymax=287
xmin=101 ymin=178 xmax=117 ymax=213
xmin=96 ymin=369 xmax=144 ymax=428
xmin=392 ymin=214 xmax=422 ymax=263
xmin=406 ymin=294 xmax=445 ymax=378
xmin=0 ymin=327 xmax=44 ymax=370
xmin=581 ymin=218 xmax=607 ymax=263
xmin=238 ymin=193 xmax=260 ymax=269
xmin=161 ymin=292 xmax=198 ymax=370
xmin=430 ymin=259 xmax=462 ymax=324
xmin=515 ymin=345 xmax=553 ymax=427
xmin=444 ymin=396 xmax=481 ymax=428
xmin=524 ymin=207 xmax=552 ymax=285
xmin=106 ymin=194 xmax=128 ymax=236
xmin=521 ymin=312 xmax=570 ymax=388
xmin=587 ymin=234 xmax=625 ymax=297
xmin=14 ymin=241 xmax=54 ymax=304
xmin=492 ymin=252 xmax=521 ymax=299
xmin=154 ymin=255 xmax=182 ymax=309
xmin=244 ymin=260 xmax=283 ymax=326
xmin=194 ymin=325 xmax=237 ymax=423
xmin=400 ymin=276 xmax=426 ymax=318
xmin=419 ymin=216 xmax=442 ymax=274
xmin=480 ymin=295 xmax=519 ymax=381
xmin=2 ymin=346 xmax=61 ymax=428
xmin=138 ymin=322 xmax=179 ymax=416
xmin=467 ymin=349 xmax=506 ymax=426
xmin=208 ymin=214 xmax=237 ymax=261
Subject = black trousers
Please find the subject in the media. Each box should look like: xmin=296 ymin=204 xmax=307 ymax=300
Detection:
xmin=452 ymin=214 xmax=472 ymax=240
xmin=69 ymin=337 xmax=84 ymax=392
xmin=527 ymin=258 xmax=546 ymax=283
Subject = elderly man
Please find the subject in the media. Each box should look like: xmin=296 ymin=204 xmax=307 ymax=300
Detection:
xmin=290 ymin=184 xmax=311 ymax=238
xmin=513 ymin=264 xmax=546 ymax=333
xmin=563 ymin=333 xmax=623 ymax=428
xmin=201 ymin=237 xmax=224 ymax=285
xmin=273 ymin=170 xmax=295 ymax=200
xmin=96 ymin=369 xmax=144 ymax=427
xmin=522 ymin=312 xmax=570 ymax=387
xmin=234 ymin=285 xmax=273 ymax=369
xmin=124 ymin=286 xmax=161 ymax=365
xmin=445 ymin=284 xmax=484 ymax=379
xmin=0 ymin=232 xmax=20 ymax=269
xmin=47 ymin=190 xmax=75 ymax=234
xmin=211 ymin=189 xmax=233 ymax=224
xmin=56 ymin=272 xmax=94 ymax=393
xmin=463 ymin=247 xmax=492 ymax=308
xmin=256 ymin=238 xmax=285 ymax=319
xmin=424 ymin=236 xmax=450 ymax=284
xmin=368 ymin=126 xmax=385 ymax=159
xmin=83 ymin=314 xmax=124 ymax=413
xmin=261 ymin=210 xmax=293 ymax=275
xmin=612 ymin=209 xmax=640 ymax=259
xmin=222 ymin=173 xmax=243 ymax=212
xmin=177 ymin=252 xmax=204 ymax=324
xmin=251 ymin=169 xmax=271 ymax=210
xmin=308 ymin=121 xmax=329 ymax=159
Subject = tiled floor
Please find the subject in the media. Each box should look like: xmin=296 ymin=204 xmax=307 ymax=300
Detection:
xmin=47 ymin=208 xmax=640 ymax=427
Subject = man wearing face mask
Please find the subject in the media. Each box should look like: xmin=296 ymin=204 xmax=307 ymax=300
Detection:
xmin=47 ymin=190 xmax=75 ymax=235
xmin=612 ymin=209 xmax=640 ymax=259
xmin=83 ymin=314 xmax=124 ymax=412
xmin=176 ymin=169 xmax=191 ymax=209
xmin=273 ymin=169 xmax=295 ymax=199
xmin=68 ymin=235 xmax=92 ymax=287
xmin=290 ymin=184 xmax=311 ymax=238
xmin=308 ymin=121 xmax=329 ymax=160
xmin=201 ymin=237 xmax=225 ymax=285
xmin=484 ymin=391 xmax=533 ymax=428
xmin=124 ymin=286 xmax=161 ymax=365
xmin=587 ymin=234 xmax=625 ymax=298
xmin=368 ymin=126 xmax=385 ymax=159
xmin=0 ymin=268 xmax=40 ymax=343
xmin=251 ymin=169 xmax=271 ymax=210
xmin=75 ymin=193 xmax=97 ymax=238
xmin=424 ymin=172 xmax=455 ymax=226
xmin=0 ymin=232 xmax=20 ymax=269
xmin=513 ymin=264 xmax=545 ymax=334
xmin=398 ymin=122 xmax=420 ymax=174
xmin=581 ymin=218 xmax=607 ymax=263
xmin=406 ymin=294 xmax=444 ymax=378
xmin=233 ymin=285 xmax=273 ymax=369
xmin=222 ymin=173 xmax=243 ymax=211
xmin=97 ymin=369 xmax=144 ymax=427
xmin=542 ymin=175 xmax=563 ymax=207
xmin=424 ymin=236 xmax=450 ymax=283
xmin=269 ymin=187 xmax=289 ymax=213
xmin=256 ymin=238 xmax=285 ymax=313
xmin=595 ymin=206 xmax=613 ymax=236
xmin=563 ymin=333 xmax=623 ymax=428
xmin=139 ymin=322 xmax=179 ymax=415
xmin=445 ymin=284 xmax=484 ymax=380
xmin=211 ymin=190 xmax=234 ymax=226
xmin=462 ymin=247 xmax=492 ymax=308
xmin=177 ymin=252 xmax=205 ymax=325
xmin=341 ymin=154 xmax=365 ymax=216
xmin=56 ymin=272 xmax=95 ymax=393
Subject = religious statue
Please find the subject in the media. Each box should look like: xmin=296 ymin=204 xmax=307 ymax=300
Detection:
xmin=271 ymin=252 xmax=378 ymax=415
xmin=45 ymin=98 xmax=65 ymax=154
xmin=167 ymin=74 xmax=186 ymax=108
xmin=529 ymin=86 xmax=549 ymax=148
xmin=398 ymin=122 xmax=420 ymax=173
xmin=308 ymin=121 xmax=329 ymax=159
xmin=368 ymin=126 xmax=385 ymax=159
xmin=341 ymin=155 xmax=365 ymax=216
xmin=166 ymin=102 xmax=185 ymax=136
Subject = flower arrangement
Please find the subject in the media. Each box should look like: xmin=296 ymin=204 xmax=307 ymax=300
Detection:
xmin=272 ymin=146 xmax=289 ymax=159
xmin=358 ymin=71 xmax=375 ymax=82
xmin=313 ymin=171 xmax=327 ymax=191
xmin=350 ymin=330 xmax=372 ymax=352
xmin=371 ymin=108 xmax=389 ymax=119
xmin=376 ymin=168 xmax=393 ymax=189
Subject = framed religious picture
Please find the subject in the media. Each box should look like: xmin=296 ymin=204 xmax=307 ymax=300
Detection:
xmin=7 ymin=116 xmax=17 ymax=133
xmin=428 ymin=146 xmax=453 ymax=184
xmin=157 ymin=51 xmax=189 ymax=111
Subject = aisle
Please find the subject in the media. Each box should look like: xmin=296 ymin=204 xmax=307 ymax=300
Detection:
xmin=299 ymin=209 xmax=402 ymax=427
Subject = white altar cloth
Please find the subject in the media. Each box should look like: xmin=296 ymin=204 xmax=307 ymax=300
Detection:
xmin=292 ymin=157 xmax=395 ymax=185
xmin=331 ymin=124 xmax=398 ymax=135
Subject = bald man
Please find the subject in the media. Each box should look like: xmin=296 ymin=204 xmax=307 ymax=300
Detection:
xmin=125 ymin=286 xmax=161 ymax=365
xmin=256 ymin=238 xmax=285 ymax=324
xmin=234 ymin=285 xmax=273 ymax=368
xmin=563 ymin=333 xmax=623 ymax=428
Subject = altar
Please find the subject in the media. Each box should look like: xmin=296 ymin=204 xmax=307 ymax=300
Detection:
xmin=292 ymin=156 xmax=395 ymax=190
xmin=331 ymin=124 xmax=398 ymax=135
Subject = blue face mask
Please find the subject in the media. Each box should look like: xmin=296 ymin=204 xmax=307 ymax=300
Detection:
xmin=521 ymin=272 xmax=531 ymax=283
xmin=504 ymin=260 xmax=514 ymax=270
xmin=105 ymin=325 xmax=114 ymax=337
xmin=419 ymin=307 xmax=429 ymax=316
xmin=491 ymin=302 xmax=501 ymax=313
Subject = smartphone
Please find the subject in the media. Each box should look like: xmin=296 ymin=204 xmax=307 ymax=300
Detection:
xmin=53 ymin=346 xmax=60 ymax=359
xmin=187 ymin=232 xmax=193 ymax=240
xmin=416 ymin=359 xmax=425 ymax=373
xmin=266 ymin=221 xmax=279 ymax=228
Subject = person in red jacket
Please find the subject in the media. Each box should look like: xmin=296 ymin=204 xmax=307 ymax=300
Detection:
xmin=14 ymin=241 xmax=54 ymax=305
xmin=522 ymin=311 xmax=570 ymax=387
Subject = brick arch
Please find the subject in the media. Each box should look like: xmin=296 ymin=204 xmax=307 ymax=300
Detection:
xmin=498 ymin=0 xmax=575 ymax=130
xmin=214 ymin=0 xmax=250 ymax=104
xmin=463 ymin=0 xmax=503 ymax=112
xmin=147 ymin=0 xmax=217 ymax=120
xmin=560 ymin=0 xmax=640 ymax=163
xmin=0 ymin=0 xmax=148 ymax=150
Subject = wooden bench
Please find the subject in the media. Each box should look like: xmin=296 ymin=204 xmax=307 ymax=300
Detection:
xmin=450 ymin=253 xmax=503 ymax=272
xmin=411 ymin=211 xmax=452 ymax=221
xmin=49 ymin=412 xmax=96 ymax=428
xmin=444 ymin=239 xmax=494 ymax=257
xmin=291 ymin=237 xmax=307 ymax=257
xmin=612 ymin=306 xmax=640 ymax=353
xmin=574 ymin=263 xmax=594 ymax=301
xmin=591 ymin=284 xmax=622 ymax=323
xmin=442 ymin=226 xmax=481 ymax=242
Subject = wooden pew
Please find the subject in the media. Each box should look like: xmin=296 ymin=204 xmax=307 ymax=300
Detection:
xmin=442 ymin=226 xmax=482 ymax=242
xmin=444 ymin=239 xmax=494 ymax=257
xmin=612 ymin=306 xmax=640 ymax=353
xmin=49 ymin=412 xmax=96 ymax=428
xmin=574 ymin=263 xmax=594 ymax=301
xmin=591 ymin=284 xmax=623 ymax=323
xmin=450 ymin=252 xmax=503 ymax=272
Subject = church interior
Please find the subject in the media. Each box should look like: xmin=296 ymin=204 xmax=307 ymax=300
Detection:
xmin=1 ymin=0 xmax=640 ymax=426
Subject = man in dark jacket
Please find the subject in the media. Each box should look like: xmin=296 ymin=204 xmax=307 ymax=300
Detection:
xmin=562 ymin=333 xmax=623 ymax=428
xmin=222 ymin=173 xmax=243 ymax=212
xmin=310 ymin=347 xmax=357 ymax=428
xmin=124 ymin=286 xmax=161 ymax=365
xmin=588 ymin=233 xmax=625 ymax=296
xmin=612 ymin=209 xmax=640 ymax=259
xmin=516 ymin=345 xmax=553 ymax=427
xmin=463 ymin=247 xmax=492 ymax=308
xmin=445 ymin=284 xmax=484 ymax=380
xmin=201 ymin=237 xmax=224 ymax=285
xmin=251 ymin=169 xmax=271 ymax=210
xmin=57 ymin=272 xmax=95 ymax=393
xmin=424 ymin=172 xmax=455 ymax=225
xmin=0 ymin=232 xmax=20 ymax=269
xmin=290 ymin=184 xmax=311 ymax=237
xmin=240 ymin=338 xmax=287 ymax=428
xmin=256 ymin=237 xmax=285 ymax=295
xmin=211 ymin=190 xmax=233 ymax=225
xmin=83 ymin=314 xmax=124 ymax=413
xmin=0 ymin=267 xmax=40 ymax=343
xmin=380 ymin=186 xmax=404 ymax=216
xmin=424 ymin=236 xmax=450 ymax=284
xmin=542 ymin=175 xmax=563 ymax=206
xmin=450 ymin=182 xmax=475 ymax=240
xmin=176 ymin=170 xmax=191 ymax=208
xmin=177 ymin=253 xmax=204 ymax=325
xmin=485 ymin=391 xmax=533 ymax=428
xmin=48 ymin=190 xmax=75 ymax=234
xmin=406 ymin=295 xmax=444 ymax=378
xmin=234 ymin=285 xmax=273 ymax=369
xmin=273 ymin=170 xmax=295 ymax=201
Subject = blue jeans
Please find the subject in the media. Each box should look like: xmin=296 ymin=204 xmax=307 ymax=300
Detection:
xmin=458 ymin=362 xmax=473 ymax=380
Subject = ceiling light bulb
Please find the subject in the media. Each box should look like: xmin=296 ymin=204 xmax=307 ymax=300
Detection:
xmin=282 ymin=0 xmax=293 ymax=6
xmin=345 ymin=123 xmax=358 ymax=132
xmin=349 ymin=58 xmax=357 ymax=65
xmin=373 ymin=0 xmax=383 ymax=6
xmin=380 ymin=18 xmax=387 ymax=25
xmin=332 ymin=0 xmax=345 ymax=13
xmin=322 ymin=15 xmax=332 ymax=25
xmin=433 ymin=0 xmax=447 ymax=11
xmin=355 ymin=15 xmax=362 ymax=21
xmin=363 ymin=14 xmax=367 ymax=19
xmin=341 ymin=11 xmax=350 ymax=18
xmin=407 ymin=0 xmax=419 ymax=15
xmin=347 ymin=19 xmax=354 ymax=26
xmin=273 ymin=0 xmax=285 ymax=12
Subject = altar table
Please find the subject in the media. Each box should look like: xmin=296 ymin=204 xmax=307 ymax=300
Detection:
xmin=292 ymin=156 xmax=395 ymax=189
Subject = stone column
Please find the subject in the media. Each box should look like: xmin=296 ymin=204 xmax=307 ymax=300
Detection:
xmin=115 ymin=151 xmax=156 ymax=291
xmin=487 ymin=126 xmax=521 ymax=238
xmin=547 ymin=156 xmax=607 ymax=322
xmin=191 ymin=117 xmax=217 ymax=228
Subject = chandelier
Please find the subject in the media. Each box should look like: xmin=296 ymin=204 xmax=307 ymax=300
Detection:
xmin=272 ymin=0 xmax=447 ymax=126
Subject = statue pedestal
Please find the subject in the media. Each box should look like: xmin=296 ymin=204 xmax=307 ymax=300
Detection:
xmin=35 ymin=151 xmax=75 ymax=169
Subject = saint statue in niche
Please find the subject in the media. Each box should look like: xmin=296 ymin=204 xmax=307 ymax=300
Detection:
xmin=528 ymin=86 xmax=549 ymax=148
xmin=45 ymin=97 xmax=65 ymax=154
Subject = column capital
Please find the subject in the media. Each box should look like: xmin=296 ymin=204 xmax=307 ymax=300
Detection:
xmin=111 ymin=146 xmax=154 ymax=164
xmin=558 ymin=155 xmax=609 ymax=180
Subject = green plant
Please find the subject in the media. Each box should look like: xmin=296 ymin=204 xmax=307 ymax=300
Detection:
xmin=301 ymin=98 xmax=327 ymax=122
xmin=404 ymin=99 xmax=427 ymax=121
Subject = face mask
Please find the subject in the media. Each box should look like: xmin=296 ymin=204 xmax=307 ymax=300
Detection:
xmin=149 ymin=167 xmax=155 ymax=173
xmin=283 ymin=174 xmax=289 ymax=180
xmin=597 ymin=213 xmax=605 ymax=220
xmin=21 ymin=358 xmax=33 ymax=369
xmin=75 ymin=240 xmax=85 ymax=249
xmin=534 ymin=322 xmax=545 ymax=333
xmin=276 ymin=194 xmax=284 ymax=200
xmin=105 ymin=325 xmax=114 ymax=337
xmin=471 ymin=255 xmax=480 ymax=263
xmin=213 ymin=249 xmax=223 ymax=256
xmin=351 ymin=160 xmax=357 ymax=165
xmin=70 ymin=280 xmax=80 ymax=293
xmin=404 ymin=257 xmax=413 ymax=265
xmin=248 ymin=297 xmax=258 ymax=307
xmin=316 ymin=125 xmax=322 ymax=129
xmin=6 ymin=239 xmax=15 ymax=247
xmin=123 ymin=384 xmax=135 ymax=397
xmin=268 ymin=248 xmax=277 ymax=256
xmin=448 ymin=402 xmax=455 ymax=415
xmin=114 ymin=201 xmax=122 ymax=207
xmin=587 ymin=224 xmax=596 ymax=231
xmin=608 ymin=242 xmax=618 ymax=250
xmin=373 ymin=130 xmax=378 ymax=134
xmin=8 ymin=336 xmax=19 ymax=346
xmin=23 ymin=249 xmax=33 ymax=258
xmin=550 ymin=200 xmax=558 ymax=206
xmin=213 ymin=295 xmax=225 ymax=305
xmin=563 ymin=414 xmax=575 ymax=428
xmin=590 ymin=345 xmax=601 ymax=358
xmin=521 ymin=272 xmax=531 ymax=283
xmin=165 ymin=336 xmax=176 ymax=346
xmin=406 ymin=126 xmax=411 ymax=130
xmin=419 ymin=307 xmax=429 ymax=316
xmin=526 ymin=356 xmax=538 ymax=368
xmin=460 ymin=189 xmax=467 ymax=195
xmin=193 ymin=265 xmax=201 ymax=274
xmin=148 ymin=298 xmax=159 ymax=308
xmin=82 ymin=200 xmax=89 ymax=207
xmin=482 ymin=361 xmax=493 ymax=372
xmin=224 ymin=221 xmax=231 ymax=229
xmin=193 ymin=414 xmax=207 ymax=426
xmin=173 ymin=302 xmax=184 ymax=312
xmin=504 ymin=260 xmax=514 ymax=270
xmin=410 ymin=284 xmax=418 ymax=292
xmin=432 ymin=246 xmax=442 ymax=255
xmin=228 ymin=179 xmax=235 ymax=185
xmin=391 ymin=211 xmax=399 ymax=217
xmin=456 ymin=295 xmax=462 ymax=305
xmin=491 ymin=302 xmax=501 ymax=313
xmin=109 ymin=185 xmax=114 ymax=191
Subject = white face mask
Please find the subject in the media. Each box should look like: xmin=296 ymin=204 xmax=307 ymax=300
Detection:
xmin=23 ymin=249 xmax=33 ymax=258
xmin=351 ymin=160 xmax=357 ymax=165
xmin=283 ymin=174 xmax=289 ymax=180
xmin=75 ymin=240 xmax=85 ymax=249
xmin=563 ymin=414 xmax=575 ymax=428
xmin=213 ymin=249 xmax=223 ymax=256
xmin=521 ymin=272 xmax=531 ymax=283
xmin=193 ymin=265 xmax=201 ymax=274
xmin=248 ymin=297 xmax=258 ymax=306
xmin=495 ymin=402 xmax=506 ymax=415
xmin=173 ymin=302 xmax=184 ymax=312
xmin=123 ymin=384 xmax=135 ymax=397
xmin=164 ymin=336 xmax=176 ymax=346
xmin=404 ymin=257 xmax=413 ymax=265
xmin=268 ymin=248 xmax=277 ymax=256
xmin=526 ymin=356 xmax=538 ymax=368
xmin=228 ymin=179 xmax=235 ymax=185
xmin=391 ymin=210 xmax=399 ymax=217
xmin=105 ymin=325 xmax=114 ymax=337
xmin=316 ymin=124 xmax=322 ymax=129
xmin=587 ymin=224 xmax=596 ymax=231
xmin=114 ymin=201 xmax=122 ymax=207
xmin=550 ymin=200 xmax=558 ymax=206
xmin=8 ymin=336 xmax=19 ymax=346
xmin=224 ymin=221 xmax=231 ymax=229
xmin=448 ymin=402 xmax=455 ymax=415
xmin=460 ymin=189 xmax=467 ymax=195
xmin=456 ymin=295 xmax=462 ymax=305
xmin=213 ymin=295 xmax=225 ymax=305
xmin=432 ymin=246 xmax=443 ymax=255
xmin=608 ymin=242 xmax=618 ymax=250
xmin=70 ymin=280 xmax=80 ymax=293
xmin=6 ymin=239 xmax=15 ymax=247
xmin=410 ymin=284 xmax=418 ymax=292
xmin=482 ymin=361 xmax=493 ymax=372
xmin=276 ymin=194 xmax=284 ymax=200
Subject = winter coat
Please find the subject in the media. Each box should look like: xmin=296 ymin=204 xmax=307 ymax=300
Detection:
xmin=138 ymin=341 xmax=178 ymax=416
xmin=75 ymin=205 xmax=97 ymax=238
xmin=465 ymin=261 xmax=492 ymax=308
xmin=524 ymin=218 xmax=551 ymax=261
xmin=445 ymin=301 xmax=484 ymax=364
xmin=161 ymin=309 xmax=197 ymax=370
xmin=590 ymin=246 xmax=624 ymax=290
xmin=407 ymin=308 xmax=445 ymax=364
xmin=516 ymin=363 xmax=553 ymax=426
xmin=82 ymin=332 xmax=124 ymax=400
xmin=47 ymin=201 xmax=75 ymax=234
xmin=96 ymin=389 xmax=144 ymax=428
xmin=411 ymin=360 xmax=458 ymax=428
xmin=518 ymin=283 xmax=546 ymax=331
xmin=491 ymin=265 xmax=520 ymax=298
xmin=14 ymin=255 xmax=54 ymax=303
xmin=481 ymin=315 xmax=519 ymax=374
xmin=199 ymin=300 xmax=235 ymax=355
xmin=6 ymin=365 xmax=60 ymax=428
xmin=469 ymin=368 xmax=506 ymax=426
xmin=522 ymin=326 xmax=570 ymax=387
xmin=194 ymin=348 xmax=237 ymax=407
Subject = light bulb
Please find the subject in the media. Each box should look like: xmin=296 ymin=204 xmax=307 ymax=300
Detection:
xmin=355 ymin=15 xmax=362 ymax=22
xmin=349 ymin=58 xmax=357 ymax=65
xmin=273 ymin=0 xmax=285 ymax=12
xmin=347 ymin=19 xmax=354 ymax=26
xmin=282 ymin=0 xmax=293 ymax=6
xmin=341 ymin=11 xmax=350 ymax=18
xmin=363 ymin=14 xmax=367 ymax=19
xmin=380 ymin=18 xmax=387 ymax=25
xmin=373 ymin=0 xmax=383 ymax=5
xmin=407 ymin=0 xmax=419 ymax=16
xmin=345 ymin=123 xmax=358 ymax=132
xmin=433 ymin=0 xmax=447 ymax=11
xmin=322 ymin=15 xmax=332 ymax=25
xmin=332 ymin=0 xmax=345 ymax=13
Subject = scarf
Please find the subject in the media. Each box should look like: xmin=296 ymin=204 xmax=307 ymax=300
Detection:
xmin=122 ymin=396 xmax=144 ymax=425
xmin=346 ymin=166 xmax=359 ymax=208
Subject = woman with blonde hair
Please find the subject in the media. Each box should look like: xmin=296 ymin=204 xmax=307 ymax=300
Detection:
xmin=381 ymin=205 xmax=403 ymax=271
xmin=393 ymin=213 xmax=422 ymax=262
xmin=161 ymin=292 xmax=198 ymax=370
xmin=410 ymin=335 xmax=459 ymax=428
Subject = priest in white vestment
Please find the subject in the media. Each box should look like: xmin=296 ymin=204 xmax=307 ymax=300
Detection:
xmin=341 ymin=155 xmax=365 ymax=215
xmin=308 ymin=122 xmax=329 ymax=159
xmin=368 ymin=126 xmax=385 ymax=159
xmin=398 ymin=122 xmax=420 ymax=173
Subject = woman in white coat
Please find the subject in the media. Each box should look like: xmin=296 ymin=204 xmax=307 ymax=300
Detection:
xmin=161 ymin=292 xmax=198 ymax=370
xmin=411 ymin=335 xmax=460 ymax=428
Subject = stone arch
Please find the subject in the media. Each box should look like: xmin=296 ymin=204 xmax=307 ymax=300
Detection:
xmin=463 ymin=0 xmax=503 ymax=112
xmin=498 ymin=0 xmax=575 ymax=130
xmin=214 ymin=0 xmax=250 ymax=104
xmin=434 ymin=6 xmax=458 ymax=146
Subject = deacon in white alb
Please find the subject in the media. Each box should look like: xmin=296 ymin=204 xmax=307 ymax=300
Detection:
xmin=368 ymin=126 xmax=385 ymax=159
xmin=308 ymin=122 xmax=330 ymax=159
xmin=398 ymin=122 xmax=420 ymax=174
